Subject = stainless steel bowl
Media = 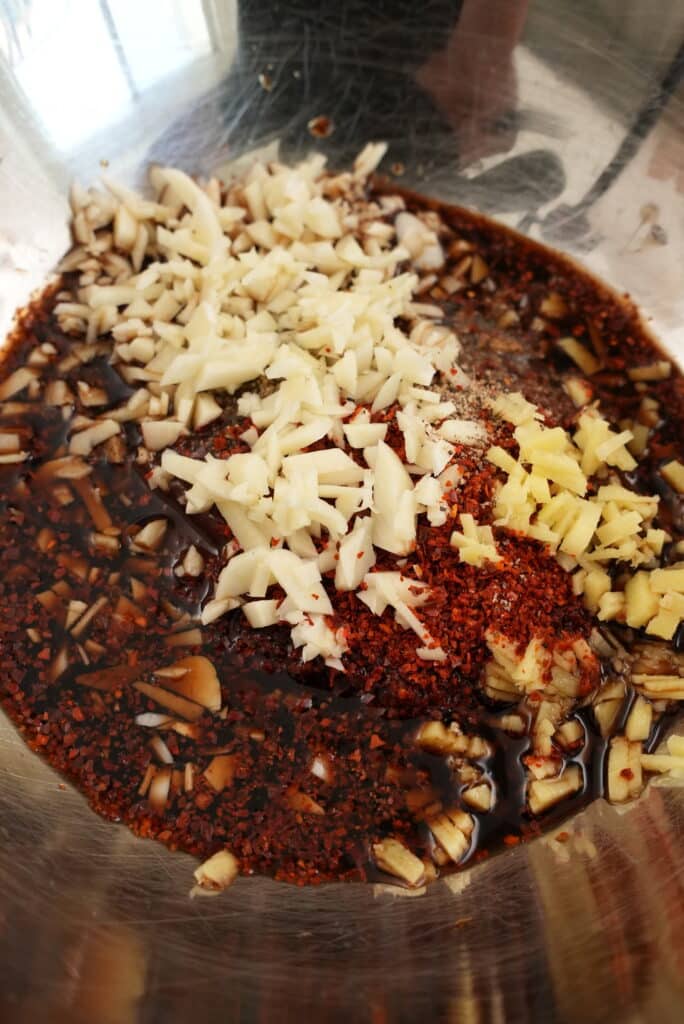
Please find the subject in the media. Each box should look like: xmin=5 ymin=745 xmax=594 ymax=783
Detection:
xmin=1 ymin=2 xmax=683 ymax=1021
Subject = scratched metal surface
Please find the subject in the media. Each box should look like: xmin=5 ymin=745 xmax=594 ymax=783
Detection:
xmin=0 ymin=2 xmax=683 ymax=1022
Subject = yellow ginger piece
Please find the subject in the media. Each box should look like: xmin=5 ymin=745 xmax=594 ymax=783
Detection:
xmin=557 ymin=337 xmax=601 ymax=376
xmin=450 ymin=513 xmax=501 ymax=567
xmin=515 ymin=419 xmax=586 ymax=495
xmin=573 ymin=410 xmax=637 ymax=476
xmin=488 ymin=393 xmax=681 ymax=639
xmin=646 ymin=591 xmax=684 ymax=640
xmin=486 ymin=633 xmax=547 ymax=696
xmin=624 ymin=572 xmax=660 ymax=628
xmin=582 ymin=568 xmax=611 ymax=612
xmin=599 ymin=564 xmax=684 ymax=639
xmin=661 ymin=459 xmax=684 ymax=494
xmin=641 ymin=734 xmax=684 ymax=779
xmin=484 ymin=632 xmax=592 ymax=701
xmin=490 ymin=392 xmax=540 ymax=426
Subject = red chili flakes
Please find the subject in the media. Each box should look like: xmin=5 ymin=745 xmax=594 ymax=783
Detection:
xmin=328 ymin=491 xmax=595 ymax=717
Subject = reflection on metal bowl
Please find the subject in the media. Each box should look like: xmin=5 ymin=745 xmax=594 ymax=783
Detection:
xmin=0 ymin=1 xmax=683 ymax=1020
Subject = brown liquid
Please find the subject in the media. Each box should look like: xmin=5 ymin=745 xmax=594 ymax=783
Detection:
xmin=0 ymin=191 xmax=682 ymax=886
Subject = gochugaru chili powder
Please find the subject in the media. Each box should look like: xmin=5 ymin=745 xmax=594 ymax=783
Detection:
xmin=318 ymin=445 xmax=597 ymax=719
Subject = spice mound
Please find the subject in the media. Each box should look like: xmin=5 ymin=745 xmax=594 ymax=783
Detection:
xmin=1 ymin=145 xmax=683 ymax=891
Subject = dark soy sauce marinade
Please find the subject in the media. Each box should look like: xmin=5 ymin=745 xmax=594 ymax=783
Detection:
xmin=0 ymin=190 xmax=682 ymax=886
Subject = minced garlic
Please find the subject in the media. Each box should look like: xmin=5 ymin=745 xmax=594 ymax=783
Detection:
xmin=62 ymin=146 xmax=488 ymax=665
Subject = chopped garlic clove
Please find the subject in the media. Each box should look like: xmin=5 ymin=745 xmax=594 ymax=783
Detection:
xmin=372 ymin=838 xmax=425 ymax=887
xmin=193 ymin=850 xmax=239 ymax=891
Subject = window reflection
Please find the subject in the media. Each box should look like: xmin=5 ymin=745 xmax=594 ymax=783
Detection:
xmin=0 ymin=0 xmax=213 ymax=152
xmin=108 ymin=0 xmax=212 ymax=94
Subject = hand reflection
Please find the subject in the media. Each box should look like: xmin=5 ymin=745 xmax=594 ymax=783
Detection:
xmin=417 ymin=0 xmax=529 ymax=164
xmin=232 ymin=0 xmax=528 ymax=168
xmin=153 ymin=1 xmax=535 ymax=183
xmin=648 ymin=127 xmax=684 ymax=194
